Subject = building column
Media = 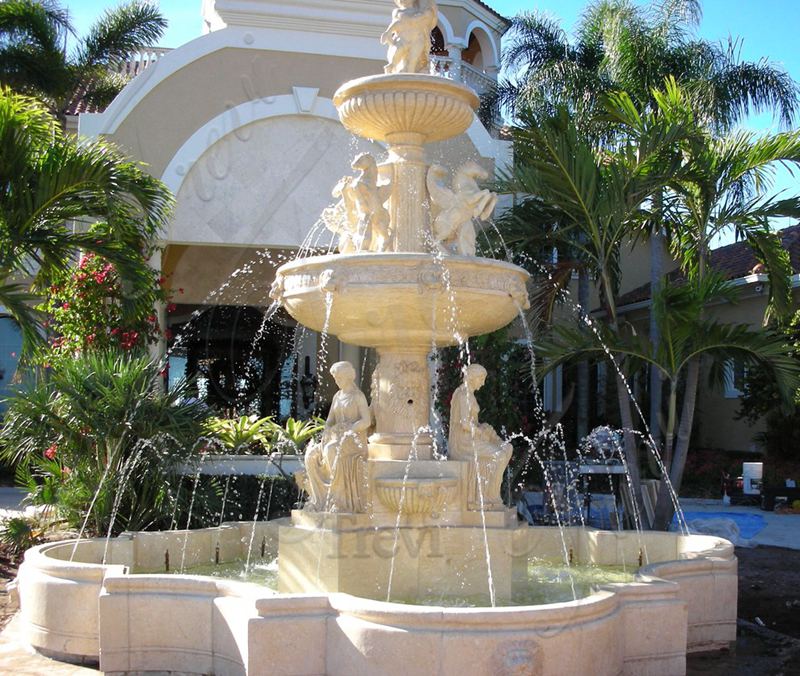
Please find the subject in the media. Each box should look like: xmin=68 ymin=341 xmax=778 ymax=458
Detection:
xmin=148 ymin=247 xmax=168 ymax=390
xmin=447 ymin=44 xmax=464 ymax=83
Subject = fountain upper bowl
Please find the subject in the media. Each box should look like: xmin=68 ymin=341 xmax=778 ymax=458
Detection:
xmin=273 ymin=253 xmax=530 ymax=349
xmin=333 ymin=73 xmax=479 ymax=143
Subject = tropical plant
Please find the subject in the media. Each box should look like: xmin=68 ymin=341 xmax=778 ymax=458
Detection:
xmin=737 ymin=311 xmax=800 ymax=460
xmin=0 ymin=88 xmax=173 ymax=353
xmin=497 ymin=82 xmax=697 ymax=510
xmin=539 ymin=275 xmax=800 ymax=529
xmin=666 ymin=128 xmax=800 ymax=320
xmin=0 ymin=351 xmax=210 ymax=536
xmin=203 ymin=415 xmax=275 ymax=455
xmin=36 ymin=251 xmax=172 ymax=365
xmin=271 ymin=417 xmax=325 ymax=453
xmin=0 ymin=0 xmax=166 ymax=123
xmin=0 ymin=514 xmax=44 ymax=554
xmin=492 ymin=0 xmax=800 ymax=450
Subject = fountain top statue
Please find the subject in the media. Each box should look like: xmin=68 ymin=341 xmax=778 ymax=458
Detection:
xmin=381 ymin=0 xmax=438 ymax=75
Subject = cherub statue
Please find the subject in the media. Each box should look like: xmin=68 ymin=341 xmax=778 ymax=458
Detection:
xmin=323 ymin=154 xmax=392 ymax=253
xmin=296 ymin=362 xmax=372 ymax=513
xmin=427 ymin=161 xmax=498 ymax=256
xmin=381 ymin=0 xmax=438 ymax=75
xmin=448 ymin=364 xmax=512 ymax=509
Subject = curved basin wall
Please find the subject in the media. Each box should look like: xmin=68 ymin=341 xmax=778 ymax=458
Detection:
xmin=16 ymin=525 xmax=736 ymax=675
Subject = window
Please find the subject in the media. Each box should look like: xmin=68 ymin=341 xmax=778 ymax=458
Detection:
xmin=724 ymin=359 xmax=748 ymax=398
xmin=543 ymin=365 xmax=563 ymax=412
xmin=0 ymin=317 xmax=22 ymax=415
xmin=596 ymin=362 xmax=607 ymax=417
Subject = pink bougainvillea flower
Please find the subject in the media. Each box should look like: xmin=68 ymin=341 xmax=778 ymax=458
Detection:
xmin=44 ymin=444 xmax=58 ymax=460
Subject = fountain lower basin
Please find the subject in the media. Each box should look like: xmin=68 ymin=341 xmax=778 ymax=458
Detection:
xmin=274 ymin=253 xmax=530 ymax=348
xmin=16 ymin=523 xmax=736 ymax=675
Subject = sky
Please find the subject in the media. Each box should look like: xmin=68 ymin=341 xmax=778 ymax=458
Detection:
xmin=62 ymin=0 xmax=800 ymax=243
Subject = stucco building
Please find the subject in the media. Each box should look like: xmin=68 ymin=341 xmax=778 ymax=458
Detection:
xmin=74 ymin=0 xmax=511 ymax=418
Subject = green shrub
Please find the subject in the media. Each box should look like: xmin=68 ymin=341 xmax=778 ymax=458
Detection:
xmin=0 ymin=351 xmax=210 ymax=536
xmin=203 ymin=415 xmax=275 ymax=454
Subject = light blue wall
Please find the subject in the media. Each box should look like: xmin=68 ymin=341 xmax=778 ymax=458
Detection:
xmin=0 ymin=317 xmax=22 ymax=415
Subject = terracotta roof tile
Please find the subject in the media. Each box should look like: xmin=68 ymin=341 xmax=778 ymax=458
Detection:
xmin=616 ymin=223 xmax=800 ymax=308
xmin=471 ymin=0 xmax=511 ymax=27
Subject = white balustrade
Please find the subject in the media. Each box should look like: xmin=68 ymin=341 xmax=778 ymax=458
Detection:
xmin=113 ymin=47 xmax=173 ymax=77
xmin=430 ymin=56 xmax=495 ymax=96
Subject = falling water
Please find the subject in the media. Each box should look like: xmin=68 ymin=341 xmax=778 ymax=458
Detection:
xmin=385 ymin=428 xmax=426 ymax=602
xmin=244 ymin=475 xmax=274 ymax=574
xmin=179 ymin=452 xmax=207 ymax=572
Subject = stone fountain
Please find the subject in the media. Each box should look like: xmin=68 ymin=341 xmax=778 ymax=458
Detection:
xmin=14 ymin=3 xmax=738 ymax=674
xmin=269 ymin=0 xmax=529 ymax=604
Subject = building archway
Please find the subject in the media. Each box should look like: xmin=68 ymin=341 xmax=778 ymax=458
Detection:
xmin=464 ymin=22 xmax=499 ymax=71
xmin=168 ymin=305 xmax=296 ymax=417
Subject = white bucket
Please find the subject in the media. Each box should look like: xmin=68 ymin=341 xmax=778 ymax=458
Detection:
xmin=742 ymin=462 xmax=763 ymax=495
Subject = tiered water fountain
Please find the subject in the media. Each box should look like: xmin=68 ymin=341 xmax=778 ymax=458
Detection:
xmin=268 ymin=0 xmax=527 ymax=605
xmin=15 ymin=3 xmax=737 ymax=674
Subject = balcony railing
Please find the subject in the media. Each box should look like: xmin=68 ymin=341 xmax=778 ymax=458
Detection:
xmin=430 ymin=56 xmax=496 ymax=96
xmin=113 ymin=47 xmax=173 ymax=78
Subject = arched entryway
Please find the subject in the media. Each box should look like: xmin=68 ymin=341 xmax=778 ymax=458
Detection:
xmin=167 ymin=305 xmax=297 ymax=418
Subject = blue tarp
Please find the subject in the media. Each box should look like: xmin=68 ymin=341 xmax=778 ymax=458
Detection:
xmin=674 ymin=511 xmax=767 ymax=539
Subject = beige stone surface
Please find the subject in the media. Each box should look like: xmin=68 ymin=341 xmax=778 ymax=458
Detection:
xmin=0 ymin=614 xmax=98 ymax=675
xmin=108 ymin=49 xmax=385 ymax=177
xmin=14 ymin=525 xmax=737 ymax=674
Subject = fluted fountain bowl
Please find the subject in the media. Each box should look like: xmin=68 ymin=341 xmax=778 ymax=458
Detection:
xmin=272 ymin=253 xmax=530 ymax=348
xmin=333 ymin=74 xmax=479 ymax=143
xmin=374 ymin=477 xmax=459 ymax=517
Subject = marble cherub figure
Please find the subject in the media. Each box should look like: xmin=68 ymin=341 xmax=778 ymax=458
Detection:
xmin=448 ymin=364 xmax=512 ymax=508
xmin=381 ymin=0 xmax=438 ymax=75
xmin=297 ymin=361 xmax=371 ymax=513
xmin=323 ymin=153 xmax=392 ymax=253
xmin=427 ymin=161 xmax=498 ymax=256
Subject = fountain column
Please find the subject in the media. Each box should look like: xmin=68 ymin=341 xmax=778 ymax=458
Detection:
xmin=386 ymin=132 xmax=428 ymax=253
xmin=369 ymin=348 xmax=432 ymax=460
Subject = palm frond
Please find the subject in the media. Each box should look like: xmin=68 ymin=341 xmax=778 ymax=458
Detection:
xmin=77 ymin=1 xmax=166 ymax=69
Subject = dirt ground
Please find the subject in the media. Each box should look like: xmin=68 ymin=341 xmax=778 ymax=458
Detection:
xmin=1 ymin=544 xmax=800 ymax=672
xmin=0 ymin=545 xmax=19 ymax=632
xmin=688 ymin=546 xmax=800 ymax=676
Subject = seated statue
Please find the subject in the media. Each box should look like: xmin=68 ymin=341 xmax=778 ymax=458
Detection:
xmin=448 ymin=364 xmax=512 ymax=509
xmin=381 ymin=0 xmax=438 ymax=75
xmin=297 ymin=362 xmax=371 ymax=513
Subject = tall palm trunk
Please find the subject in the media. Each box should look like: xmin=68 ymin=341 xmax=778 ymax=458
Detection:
xmin=576 ymin=267 xmax=591 ymax=441
xmin=602 ymin=270 xmax=646 ymax=526
xmin=653 ymin=357 xmax=701 ymax=529
xmin=616 ymin=373 xmax=646 ymax=526
xmin=648 ymin=200 xmax=665 ymax=449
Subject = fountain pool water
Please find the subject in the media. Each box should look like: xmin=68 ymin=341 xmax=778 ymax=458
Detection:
xmin=14 ymin=2 xmax=737 ymax=674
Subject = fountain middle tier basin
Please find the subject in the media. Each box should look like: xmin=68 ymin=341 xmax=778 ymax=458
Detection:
xmin=333 ymin=73 xmax=479 ymax=143
xmin=16 ymin=524 xmax=736 ymax=675
xmin=274 ymin=253 xmax=530 ymax=348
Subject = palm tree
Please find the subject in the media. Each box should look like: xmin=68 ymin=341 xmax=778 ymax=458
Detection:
xmin=498 ymin=84 xmax=695 ymax=513
xmin=640 ymin=124 xmax=800 ymax=528
xmin=0 ymin=350 xmax=210 ymax=534
xmin=589 ymin=0 xmax=798 ymax=448
xmin=0 ymin=0 xmax=166 ymax=123
xmin=537 ymin=274 xmax=800 ymax=529
xmin=493 ymin=0 xmax=799 ymax=449
xmin=0 ymin=88 xmax=173 ymax=351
